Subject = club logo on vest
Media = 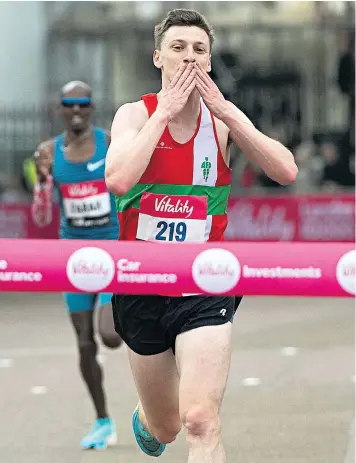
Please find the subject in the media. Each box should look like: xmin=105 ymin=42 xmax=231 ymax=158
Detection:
xmin=192 ymin=248 xmax=241 ymax=294
xmin=66 ymin=247 xmax=115 ymax=292
xmin=201 ymin=157 xmax=211 ymax=182
xmin=156 ymin=141 xmax=172 ymax=150
xmin=336 ymin=249 xmax=355 ymax=295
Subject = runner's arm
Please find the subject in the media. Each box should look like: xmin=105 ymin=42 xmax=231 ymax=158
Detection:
xmin=222 ymin=102 xmax=298 ymax=185
xmin=31 ymin=142 xmax=54 ymax=227
xmin=105 ymin=102 xmax=169 ymax=196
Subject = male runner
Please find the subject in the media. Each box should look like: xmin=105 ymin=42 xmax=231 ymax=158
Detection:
xmin=32 ymin=81 xmax=122 ymax=450
xmin=106 ymin=9 xmax=298 ymax=462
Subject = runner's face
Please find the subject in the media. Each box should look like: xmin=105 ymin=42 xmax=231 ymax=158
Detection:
xmin=154 ymin=26 xmax=211 ymax=83
xmin=59 ymin=88 xmax=93 ymax=134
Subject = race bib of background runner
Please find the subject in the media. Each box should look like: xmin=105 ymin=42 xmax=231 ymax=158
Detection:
xmin=136 ymin=193 xmax=208 ymax=242
xmin=60 ymin=180 xmax=111 ymax=228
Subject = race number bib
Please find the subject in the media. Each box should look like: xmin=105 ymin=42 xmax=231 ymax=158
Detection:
xmin=60 ymin=180 xmax=111 ymax=228
xmin=136 ymin=193 xmax=208 ymax=243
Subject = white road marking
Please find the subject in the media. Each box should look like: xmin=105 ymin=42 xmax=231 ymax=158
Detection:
xmin=0 ymin=358 xmax=13 ymax=368
xmin=31 ymin=386 xmax=48 ymax=395
xmin=242 ymin=377 xmax=261 ymax=386
xmin=281 ymin=347 xmax=298 ymax=356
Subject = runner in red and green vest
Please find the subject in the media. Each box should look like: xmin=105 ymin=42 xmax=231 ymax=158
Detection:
xmin=106 ymin=8 xmax=298 ymax=462
xmin=116 ymin=92 xmax=232 ymax=243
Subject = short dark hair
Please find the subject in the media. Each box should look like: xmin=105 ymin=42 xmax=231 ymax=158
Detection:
xmin=154 ymin=9 xmax=214 ymax=51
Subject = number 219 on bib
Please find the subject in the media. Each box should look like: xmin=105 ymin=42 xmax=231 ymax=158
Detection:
xmin=156 ymin=221 xmax=187 ymax=242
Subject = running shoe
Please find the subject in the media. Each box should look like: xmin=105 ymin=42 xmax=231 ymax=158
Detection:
xmin=132 ymin=405 xmax=166 ymax=457
xmin=80 ymin=417 xmax=117 ymax=450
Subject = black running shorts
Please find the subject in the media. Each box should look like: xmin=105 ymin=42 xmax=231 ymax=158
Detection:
xmin=111 ymin=294 xmax=243 ymax=355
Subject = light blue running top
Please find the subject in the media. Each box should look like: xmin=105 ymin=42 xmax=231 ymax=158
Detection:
xmin=52 ymin=127 xmax=118 ymax=240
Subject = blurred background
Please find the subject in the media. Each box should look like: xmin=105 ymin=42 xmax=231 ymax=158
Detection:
xmin=0 ymin=2 xmax=354 ymax=463
xmin=0 ymin=0 xmax=354 ymax=241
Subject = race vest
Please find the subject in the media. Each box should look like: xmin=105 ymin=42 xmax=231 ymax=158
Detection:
xmin=116 ymin=94 xmax=232 ymax=243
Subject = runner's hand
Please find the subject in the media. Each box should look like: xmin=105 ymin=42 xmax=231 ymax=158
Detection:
xmin=33 ymin=144 xmax=52 ymax=183
xmin=157 ymin=62 xmax=197 ymax=121
xmin=194 ymin=62 xmax=228 ymax=120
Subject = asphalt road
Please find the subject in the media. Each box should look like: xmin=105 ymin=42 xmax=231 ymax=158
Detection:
xmin=0 ymin=293 xmax=354 ymax=463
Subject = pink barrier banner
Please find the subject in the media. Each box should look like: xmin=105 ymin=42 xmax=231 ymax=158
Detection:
xmin=0 ymin=205 xmax=29 ymax=239
xmin=297 ymin=195 xmax=355 ymax=241
xmin=0 ymin=204 xmax=59 ymax=239
xmin=1 ymin=194 xmax=354 ymax=242
xmin=0 ymin=239 xmax=354 ymax=297
xmin=226 ymin=194 xmax=355 ymax=242
xmin=226 ymin=196 xmax=298 ymax=241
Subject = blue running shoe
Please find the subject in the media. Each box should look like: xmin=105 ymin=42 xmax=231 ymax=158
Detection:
xmin=132 ymin=405 xmax=166 ymax=457
xmin=80 ymin=417 xmax=117 ymax=450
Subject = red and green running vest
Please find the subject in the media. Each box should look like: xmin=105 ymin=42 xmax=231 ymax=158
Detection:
xmin=116 ymin=93 xmax=232 ymax=243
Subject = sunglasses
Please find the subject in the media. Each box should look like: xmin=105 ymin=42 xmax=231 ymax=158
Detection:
xmin=61 ymin=97 xmax=92 ymax=108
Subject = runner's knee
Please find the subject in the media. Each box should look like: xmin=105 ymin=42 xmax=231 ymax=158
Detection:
xmin=181 ymin=404 xmax=221 ymax=439
xmin=101 ymin=333 xmax=123 ymax=349
xmin=78 ymin=336 xmax=97 ymax=359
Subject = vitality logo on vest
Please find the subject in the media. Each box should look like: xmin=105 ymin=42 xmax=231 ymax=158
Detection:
xmin=155 ymin=195 xmax=194 ymax=218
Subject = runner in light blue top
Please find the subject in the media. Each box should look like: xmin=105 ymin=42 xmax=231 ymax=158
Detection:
xmin=31 ymin=81 xmax=122 ymax=450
